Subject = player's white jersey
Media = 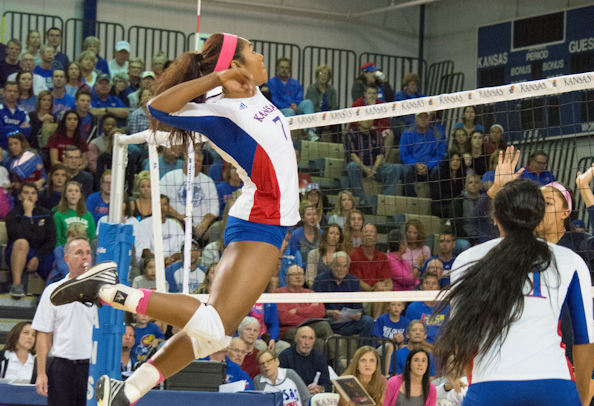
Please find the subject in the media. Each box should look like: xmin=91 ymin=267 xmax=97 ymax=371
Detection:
xmin=450 ymin=238 xmax=594 ymax=384
xmin=148 ymin=88 xmax=300 ymax=226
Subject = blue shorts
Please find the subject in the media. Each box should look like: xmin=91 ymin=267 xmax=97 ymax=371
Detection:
xmin=5 ymin=243 xmax=55 ymax=280
xmin=462 ymin=379 xmax=581 ymax=406
xmin=224 ymin=216 xmax=290 ymax=250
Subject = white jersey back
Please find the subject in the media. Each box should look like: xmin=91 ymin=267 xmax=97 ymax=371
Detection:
xmin=451 ymin=238 xmax=594 ymax=384
xmin=148 ymin=89 xmax=300 ymax=227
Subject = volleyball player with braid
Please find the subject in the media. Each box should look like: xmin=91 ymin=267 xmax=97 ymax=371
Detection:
xmin=434 ymin=147 xmax=594 ymax=406
xmin=49 ymin=33 xmax=300 ymax=406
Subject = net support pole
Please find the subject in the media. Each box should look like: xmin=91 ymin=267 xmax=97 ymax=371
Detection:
xmin=195 ymin=0 xmax=201 ymax=52
xmin=148 ymin=143 xmax=167 ymax=292
xmin=109 ymin=133 xmax=126 ymax=224
xmin=182 ymin=143 xmax=195 ymax=294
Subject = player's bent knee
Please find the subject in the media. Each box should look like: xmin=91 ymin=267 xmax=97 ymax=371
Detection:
xmin=183 ymin=303 xmax=231 ymax=358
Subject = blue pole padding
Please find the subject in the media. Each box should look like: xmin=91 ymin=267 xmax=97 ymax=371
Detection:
xmin=87 ymin=222 xmax=134 ymax=406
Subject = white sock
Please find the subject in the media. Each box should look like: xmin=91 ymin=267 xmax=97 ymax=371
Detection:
xmin=124 ymin=362 xmax=161 ymax=402
xmin=98 ymin=284 xmax=143 ymax=313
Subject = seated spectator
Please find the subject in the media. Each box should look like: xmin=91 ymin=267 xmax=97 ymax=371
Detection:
xmin=77 ymin=51 xmax=98 ymax=88
xmin=7 ymin=132 xmax=45 ymax=192
xmin=90 ymin=74 xmax=130 ymax=128
xmin=373 ymin=301 xmax=409 ymax=375
xmin=166 ymin=238 xmax=205 ymax=293
xmin=350 ymin=87 xmax=393 ymax=153
xmin=484 ymin=124 xmax=507 ymax=155
xmin=161 ymin=149 xmax=219 ymax=241
xmin=202 ymin=346 xmax=254 ymax=390
xmin=51 ymin=69 xmax=75 ymax=119
xmin=45 ymin=27 xmax=69 ymax=70
xmin=21 ymin=31 xmax=41 ymax=64
xmin=96 ymin=129 xmax=135 ymax=188
xmin=384 ymin=348 xmax=437 ymax=405
xmin=418 ymin=260 xmax=443 ymax=289
xmin=7 ymin=52 xmax=47 ymax=95
xmin=345 ymin=119 xmax=402 ymax=204
xmin=120 ymin=325 xmax=136 ymax=380
xmin=266 ymin=57 xmax=316 ymax=140
xmin=349 ymin=224 xmax=392 ymax=319
xmin=400 ymin=112 xmax=446 ymax=197
xmin=480 ymin=149 xmax=501 ymax=192
xmin=276 ymin=231 xmax=303 ymax=287
xmin=393 ymin=73 xmax=425 ymax=127
xmin=201 ymin=199 xmax=233 ymax=269
xmin=28 ymin=91 xmax=55 ymax=150
xmin=405 ymin=273 xmax=449 ymax=345
xmin=250 ymin=301 xmax=290 ymax=354
xmin=131 ymin=313 xmax=164 ymax=364
xmin=216 ymin=165 xmax=242 ymax=220
xmin=47 ymin=110 xmax=89 ymax=167
xmin=305 ymin=64 xmax=337 ymax=113
xmin=64 ymin=62 xmax=91 ymax=98
xmin=53 ymin=181 xmax=96 ymax=246
xmin=86 ymin=170 xmax=111 ymax=223
xmin=192 ymin=262 xmax=217 ymax=294
xmin=278 ymin=326 xmax=332 ymax=394
xmin=312 ymin=251 xmax=374 ymax=337
xmin=306 ymin=224 xmax=343 ymax=287
xmin=0 ymin=81 xmax=32 ymax=149
xmin=431 ymin=149 xmax=464 ymax=218
xmin=47 ymin=223 xmax=89 ymax=285
xmin=226 ymin=336 xmax=250 ymax=371
xmin=108 ymin=41 xmax=130 ymax=78
xmin=150 ymin=52 xmax=167 ymax=80
xmin=389 ymin=320 xmax=436 ymax=378
xmin=328 ymin=190 xmax=356 ymax=229
xmin=38 ymin=163 xmax=68 ymax=210
xmin=110 ymin=72 xmax=131 ymax=108
xmin=453 ymin=106 xmax=484 ymax=136
xmin=450 ymin=174 xmax=482 ymax=245
xmin=82 ymin=36 xmax=108 ymax=76
xmin=342 ymin=209 xmax=364 ymax=253
xmin=275 ymin=265 xmax=331 ymax=352
xmin=387 ymin=229 xmax=417 ymax=291
xmin=289 ymin=200 xmax=322 ymax=263
xmin=0 ymin=321 xmax=36 ymax=383
xmin=132 ymin=255 xmax=168 ymax=290
xmin=63 ymin=146 xmax=93 ymax=197
xmin=304 ymin=183 xmax=328 ymax=227
xmin=338 ymin=346 xmax=386 ymax=406
xmin=254 ymin=349 xmax=312 ymax=406
xmin=451 ymin=128 xmax=470 ymax=156
xmin=351 ymin=62 xmax=394 ymax=102
xmin=466 ymin=130 xmax=488 ymax=176
xmin=519 ymin=150 xmax=556 ymax=186
xmin=467 ymin=192 xmax=499 ymax=244
xmin=126 ymin=58 xmax=145 ymax=93
xmin=236 ymin=316 xmax=263 ymax=379
xmin=16 ymin=70 xmax=37 ymax=113
xmin=74 ymin=89 xmax=96 ymax=141
xmin=33 ymin=45 xmax=56 ymax=91
xmin=0 ymin=39 xmax=21 ymax=88
xmin=88 ymin=114 xmax=117 ymax=171
xmin=128 ymin=88 xmax=154 ymax=134
xmin=130 ymin=170 xmax=152 ymax=220
xmin=127 ymin=71 xmax=155 ymax=109
xmin=6 ymin=182 xmax=56 ymax=297
xmin=420 ymin=230 xmax=457 ymax=286
xmin=401 ymin=219 xmax=431 ymax=277
xmin=295 ymin=148 xmax=312 ymax=194
xmin=135 ymin=194 xmax=183 ymax=265
xmin=143 ymin=146 xmax=182 ymax=180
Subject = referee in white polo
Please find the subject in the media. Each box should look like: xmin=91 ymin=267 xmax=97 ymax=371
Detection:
xmin=32 ymin=237 xmax=95 ymax=406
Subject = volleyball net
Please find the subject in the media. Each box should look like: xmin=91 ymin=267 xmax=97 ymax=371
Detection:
xmin=112 ymin=71 xmax=594 ymax=306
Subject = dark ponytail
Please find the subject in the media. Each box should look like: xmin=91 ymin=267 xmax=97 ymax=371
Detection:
xmin=150 ymin=33 xmax=246 ymax=149
xmin=434 ymin=178 xmax=555 ymax=376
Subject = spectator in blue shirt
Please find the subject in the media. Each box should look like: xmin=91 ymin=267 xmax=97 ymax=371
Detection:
xmin=51 ymin=70 xmax=75 ymax=119
xmin=399 ymin=112 xmax=447 ymax=197
xmin=0 ymin=82 xmax=31 ymax=149
xmin=200 ymin=349 xmax=254 ymax=390
xmin=131 ymin=313 xmax=165 ymax=364
xmin=453 ymin=105 xmax=484 ymax=136
xmin=393 ymin=73 xmax=425 ymax=127
xmin=405 ymin=272 xmax=449 ymax=345
xmin=389 ymin=320 xmax=436 ymax=377
xmin=312 ymin=251 xmax=374 ymax=337
xmin=373 ymin=301 xmax=410 ymax=375
xmin=519 ymin=150 xmax=556 ymax=186
xmin=143 ymin=146 xmax=182 ymax=179
xmin=33 ymin=45 xmax=55 ymax=91
xmin=126 ymin=58 xmax=145 ymax=94
xmin=82 ymin=36 xmax=109 ymax=76
xmin=74 ymin=89 xmax=97 ymax=141
xmin=89 ymin=73 xmax=129 ymax=127
xmin=216 ymin=165 xmax=242 ymax=220
xmin=266 ymin=57 xmax=316 ymax=141
xmin=45 ymin=27 xmax=69 ymax=71
xmin=277 ymin=231 xmax=304 ymax=287
xmin=86 ymin=170 xmax=111 ymax=223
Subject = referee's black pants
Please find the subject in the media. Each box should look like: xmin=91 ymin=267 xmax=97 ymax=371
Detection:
xmin=48 ymin=357 xmax=90 ymax=406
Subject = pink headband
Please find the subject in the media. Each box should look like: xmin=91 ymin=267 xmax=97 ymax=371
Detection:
xmin=544 ymin=182 xmax=572 ymax=212
xmin=214 ymin=33 xmax=238 ymax=72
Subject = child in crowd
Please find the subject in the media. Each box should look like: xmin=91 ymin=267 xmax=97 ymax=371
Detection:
xmin=373 ymin=301 xmax=410 ymax=375
xmin=131 ymin=313 xmax=165 ymax=364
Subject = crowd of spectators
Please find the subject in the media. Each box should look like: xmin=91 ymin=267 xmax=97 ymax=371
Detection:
xmin=0 ymin=27 xmax=585 ymax=406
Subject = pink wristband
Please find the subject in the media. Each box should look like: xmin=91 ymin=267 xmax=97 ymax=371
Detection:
xmin=214 ymin=33 xmax=238 ymax=72
xmin=136 ymin=289 xmax=153 ymax=315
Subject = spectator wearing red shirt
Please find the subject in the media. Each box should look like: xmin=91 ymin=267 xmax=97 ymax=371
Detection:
xmin=274 ymin=265 xmax=333 ymax=353
xmin=349 ymin=224 xmax=392 ymax=319
xmin=350 ymin=86 xmax=391 ymax=135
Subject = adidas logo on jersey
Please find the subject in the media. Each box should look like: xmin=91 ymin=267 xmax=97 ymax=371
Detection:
xmin=239 ymin=103 xmax=248 ymax=110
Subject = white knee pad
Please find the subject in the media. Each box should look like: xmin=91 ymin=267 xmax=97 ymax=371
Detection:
xmin=183 ymin=304 xmax=231 ymax=358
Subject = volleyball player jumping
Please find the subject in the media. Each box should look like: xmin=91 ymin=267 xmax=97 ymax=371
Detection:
xmin=50 ymin=33 xmax=300 ymax=406
xmin=434 ymin=147 xmax=594 ymax=406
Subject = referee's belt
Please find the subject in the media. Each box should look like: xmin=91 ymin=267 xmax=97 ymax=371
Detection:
xmin=54 ymin=357 xmax=90 ymax=365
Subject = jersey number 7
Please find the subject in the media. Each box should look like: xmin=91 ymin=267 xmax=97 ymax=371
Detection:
xmin=273 ymin=115 xmax=288 ymax=140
